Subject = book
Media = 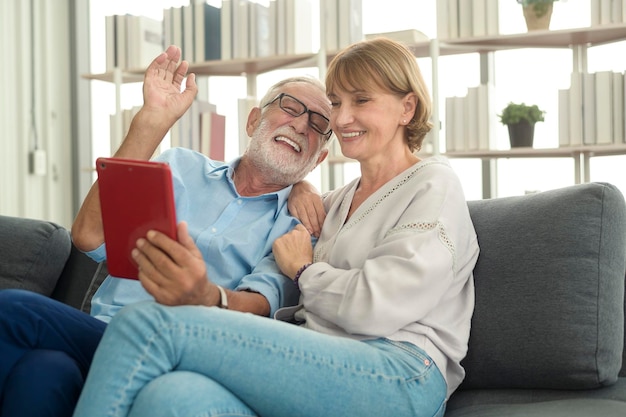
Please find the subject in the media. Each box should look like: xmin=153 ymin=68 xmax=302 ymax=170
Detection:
xmin=220 ymin=0 xmax=232 ymax=60
xmin=114 ymin=14 xmax=128 ymax=70
xmin=193 ymin=1 xmax=206 ymax=62
xmin=199 ymin=108 xmax=226 ymax=160
xmin=458 ymin=0 xmax=473 ymax=38
xmin=208 ymin=111 xmax=226 ymax=161
xmin=322 ymin=0 xmax=339 ymax=51
xmin=163 ymin=7 xmax=173 ymax=48
xmin=613 ymin=0 xmax=623 ymax=23
xmin=600 ymin=0 xmax=613 ymax=24
xmin=453 ymin=95 xmax=466 ymax=151
xmin=447 ymin=0 xmax=459 ymax=39
xmin=268 ymin=0 xmax=278 ymax=55
xmin=612 ymin=72 xmax=624 ymax=144
xmin=591 ymin=0 xmax=601 ymax=26
xmin=568 ymin=72 xmax=584 ymax=146
xmin=445 ymin=96 xmax=456 ymax=152
xmin=466 ymin=86 xmax=479 ymax=150
xmin=105 ymin=15 xmax=116 ymax=70
xmin=475 ymin=83 xmax=497 ymax=151
xmin=250 ymin=1 xmax=272 ymax=58
xmin=192 ymin=100 xmax=217 ymax=153
xmin=582 ymin=72 xmax=596 ymax=145
xmin=195 ymin=1 xmax=221 ymax=61
xmin=232 ymin=0 xmax=249 ymax=59
xmin=127 ymin=15 xmax=163 ymax=70
xmin=486 ymin=0 xmax=499 ymax=36
xmin=286 ymin=0 xmax=314 ymax=54
xmin=558 ymin=88 xmax=570 ymax=147
xmin=338 ymin=0 xmax=363 ymax=48
xmin=171 ymin=7 xmax=183 ymax=59
xmin=248 ymin=3 xmax=259 ymax=58
xmin=276 ymin=0 xmax=287 ymax=55
xmin=436 ymin=0 xmax=450 ymax=40
xmin=595 ymin=71 xmax=613 ymax=144
xmin=364 ymin=29 xmax=428 ymax=44
xmin=237 ymin=96 xmax=257 ymax=155
xmin=477 ymin=84 xmax=491 ymax=150
xmin=181 ymin=4 xmax=194 ymax=62
xmin=472 ymin=0 xmax=487 ymax=37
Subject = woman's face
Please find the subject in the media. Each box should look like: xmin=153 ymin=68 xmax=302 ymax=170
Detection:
xmin=327 ymin=86 xmax=408 ymax=162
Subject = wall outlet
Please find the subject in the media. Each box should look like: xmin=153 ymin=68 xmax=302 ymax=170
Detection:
xmin=28 ymin=149 xmax=47 ymax=176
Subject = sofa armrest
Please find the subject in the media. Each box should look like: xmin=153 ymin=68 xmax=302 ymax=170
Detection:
xmin=0 ymin=215 xmax=71 ymax=296
xmin=463 ymin=182 xmax=626 ymax=390
xmin=51 ymin=244 xmax=103 ymax=311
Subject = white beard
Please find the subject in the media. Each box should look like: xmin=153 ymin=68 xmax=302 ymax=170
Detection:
xmin=245 ymin=118 xmax=320 ymax=186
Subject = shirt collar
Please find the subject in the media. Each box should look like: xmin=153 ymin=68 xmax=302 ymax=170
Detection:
xmin=219 ymin=157 xmax=293 ymax=207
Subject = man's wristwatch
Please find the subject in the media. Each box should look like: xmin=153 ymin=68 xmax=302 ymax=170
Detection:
xmin=216 ymin=285 xmax=229 ymax=309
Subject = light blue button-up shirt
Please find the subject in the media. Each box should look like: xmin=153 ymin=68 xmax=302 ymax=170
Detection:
xmin=85 ymin=147 xmax=301 ymax=322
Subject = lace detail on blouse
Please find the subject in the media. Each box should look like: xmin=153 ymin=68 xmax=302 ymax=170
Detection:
xmin=343 ymin=160 xmax=439 ymax=232
xmin=314 ymin=158 xmax=453 ymax=265
xmin=386 ymin=221 xmax=456 ymax=272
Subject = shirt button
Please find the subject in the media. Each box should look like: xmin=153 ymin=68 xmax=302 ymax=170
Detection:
xmin=237 ymin=199 xmax=242 ymax=205
xmin=211 ymin=227 xmax=217 ymax=233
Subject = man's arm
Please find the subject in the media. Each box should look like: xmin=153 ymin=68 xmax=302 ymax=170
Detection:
xmin=287 ymin=180 xmax=326 ymax=238
xmin=72 ymin=45 xmax=198 ymax=252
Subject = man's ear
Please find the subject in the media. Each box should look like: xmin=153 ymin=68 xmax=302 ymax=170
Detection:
xmin=246 ymin=107 xmax=262 ymax=137
xmin=314 ymin=148 xmax=329 ymax=168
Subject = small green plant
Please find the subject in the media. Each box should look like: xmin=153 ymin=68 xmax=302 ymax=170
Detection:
xmin=516 ymin=0 xmax=558 ymax=18
xmin=498 ymin=102 xmax=546 ymax=125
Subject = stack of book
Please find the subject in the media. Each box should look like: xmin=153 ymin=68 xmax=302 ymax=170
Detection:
xmin=559 ymin=71 xmax=625 ymax=147
xmin=590 ymin=0 xmax=626 ymax=26
xmin=105 ymin=14 xmax=164 ymax=71
xmin=444 ymin=83 xmax=497 ymax=152
xmin=436 ymin=0 xmax=499 ymax=40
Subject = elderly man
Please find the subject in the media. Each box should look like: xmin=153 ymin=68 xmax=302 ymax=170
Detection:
xmin=0 ymin=44 xmax=331 ymax=417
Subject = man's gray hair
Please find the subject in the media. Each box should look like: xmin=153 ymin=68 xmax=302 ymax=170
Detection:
xmin=258 ymin=76 xmax=326 ymax=109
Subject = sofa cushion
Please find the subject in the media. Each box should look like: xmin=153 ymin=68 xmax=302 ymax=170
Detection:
xmin=461 ymin=182 xmax=626 ymax=390
xmin=444 ymin=398 xmax=626 ymax=417
xmin=0 ymin=215 xmax=71 ymax=296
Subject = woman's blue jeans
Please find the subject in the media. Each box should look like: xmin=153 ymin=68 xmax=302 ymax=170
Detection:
xmin=0 ymin=289 xmax=107 ymax=417
xmin=74 ymin=301 xmax=447 ymax=417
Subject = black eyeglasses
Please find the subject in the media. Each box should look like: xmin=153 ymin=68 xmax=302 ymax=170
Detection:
xmin=264 ymin=93 xmax=332 ymax=139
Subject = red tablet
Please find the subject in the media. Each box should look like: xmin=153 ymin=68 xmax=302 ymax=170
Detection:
xmin=96 ymin=157 xmax=177 ymax=279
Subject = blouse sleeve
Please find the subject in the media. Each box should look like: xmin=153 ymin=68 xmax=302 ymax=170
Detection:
xmin=299 ymin=165 xmax=479 ymax=337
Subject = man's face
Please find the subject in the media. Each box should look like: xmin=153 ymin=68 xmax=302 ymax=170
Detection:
xmin=246 ymin=83 xmax=330 ymax=186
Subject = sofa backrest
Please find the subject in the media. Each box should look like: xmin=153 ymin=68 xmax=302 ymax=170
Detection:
xmin=461 ymin=182 xmax=626 ymax=390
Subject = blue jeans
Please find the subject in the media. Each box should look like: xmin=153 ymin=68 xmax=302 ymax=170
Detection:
xmin=74 ymin=301 xmax=447 ymax=417
xmin=0 ymin=289 xmax=107 ymax=417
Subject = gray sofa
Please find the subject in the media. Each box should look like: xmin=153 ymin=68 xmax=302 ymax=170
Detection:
xmin=1 ymin=181 xmax=625 ymax=416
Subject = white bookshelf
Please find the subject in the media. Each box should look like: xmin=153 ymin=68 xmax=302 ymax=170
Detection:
xmin=84 ymin=4 xmax=626 ymax=196
xmin=431 ymin=23 xmax=626 ymax=196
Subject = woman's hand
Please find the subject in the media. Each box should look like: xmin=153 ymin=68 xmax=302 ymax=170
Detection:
xmin=272 ymin=224 xmax=314 ymax=280
xmin=288 ymin=181 xmax=326 ymax=238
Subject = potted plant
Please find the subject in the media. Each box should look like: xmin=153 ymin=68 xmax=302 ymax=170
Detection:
xmin=498 ymin=102 xmax=546 ymax=148
xmin=517 ymin=0 xmax=558 ymax=30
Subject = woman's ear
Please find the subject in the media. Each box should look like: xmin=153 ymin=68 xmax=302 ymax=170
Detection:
xmin=402 ymin=92 xmax=418 ymax=122
xmin=246 ymin=107 xmax=262 ymax=137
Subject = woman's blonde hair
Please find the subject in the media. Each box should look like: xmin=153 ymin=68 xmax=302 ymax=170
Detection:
xmin=326 ymin=37 xmax=432 ymax=152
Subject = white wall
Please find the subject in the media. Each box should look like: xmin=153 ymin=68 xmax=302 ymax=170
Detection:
xmin=0 ymin=0 xmax=74 ymax=228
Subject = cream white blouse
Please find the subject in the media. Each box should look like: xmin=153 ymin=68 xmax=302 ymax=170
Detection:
xmin=295 ymin=156 xmax=479 ymax=398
